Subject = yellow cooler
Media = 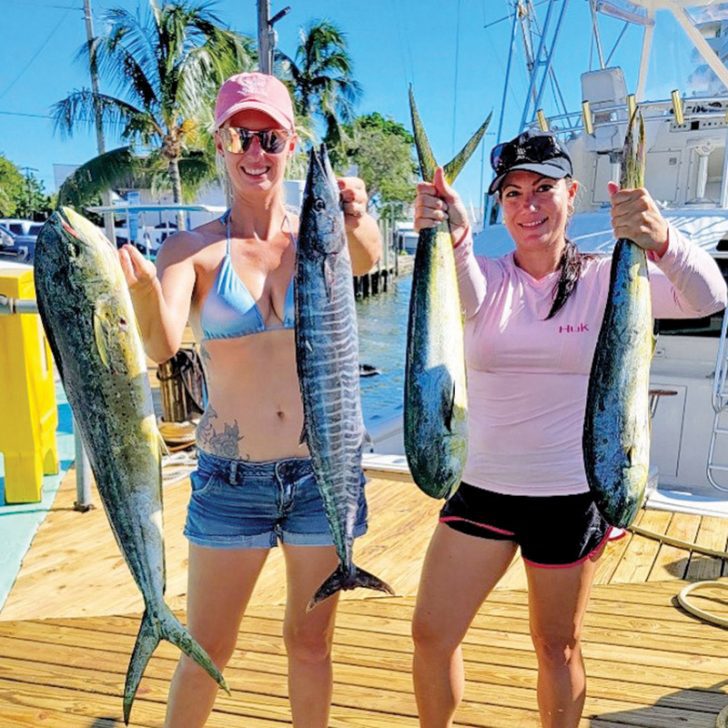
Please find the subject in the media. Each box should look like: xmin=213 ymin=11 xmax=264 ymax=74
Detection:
xmin=0 ymin=266 xmax=59 ymax=503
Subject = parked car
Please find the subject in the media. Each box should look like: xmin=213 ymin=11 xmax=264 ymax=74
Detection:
xmin=0 ymin=219 xmax=44 ymax=238
xmin=0 ymin=224 xmax=15 ymax=249
xmin=0 ymin=219 xmax=41 ymax=261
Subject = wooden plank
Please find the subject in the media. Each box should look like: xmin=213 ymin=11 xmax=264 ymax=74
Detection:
xmin=611 ymin=509 xmax=672 ymax=583
xmin=648 ymin=511 xmax=702 ymax=582
xmin=1 ymin=584 xmax=727 ymax=728
xmin=686 ymin=515 xmax=728 ymax=581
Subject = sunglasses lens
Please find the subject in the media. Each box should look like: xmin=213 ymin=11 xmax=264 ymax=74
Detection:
xmin=221 ymin=128 xmax=242 ymax=153
xmin=490 ymin=143 xmax=506 ymax=173
xmin=222 ymin=128 xmax=289 ymax=154
xmin=261 ymin=130 xmax=287 ymax=153
xmin=490 ymin=133 xmax=567 ymax=174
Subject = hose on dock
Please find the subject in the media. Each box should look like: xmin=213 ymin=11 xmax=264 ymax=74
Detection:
xmin=626 ymin=523 xmax=728 ymax=629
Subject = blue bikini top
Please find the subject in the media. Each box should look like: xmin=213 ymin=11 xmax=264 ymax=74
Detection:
xmin=200 ymin=210 xmax=296 ymax=341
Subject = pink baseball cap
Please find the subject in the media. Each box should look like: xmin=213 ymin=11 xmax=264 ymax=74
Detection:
xmin=214 ymin=72 xmax=295 ymax=131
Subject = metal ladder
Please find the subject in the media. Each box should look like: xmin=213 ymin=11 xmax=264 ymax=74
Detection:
xmin=707 ymin=307 xmax=728 ymax=492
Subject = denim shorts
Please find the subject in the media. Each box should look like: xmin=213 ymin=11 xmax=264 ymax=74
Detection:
xmin=184 ymin=450 xmax=368 ymax=549
xmin=440 ymin=482 xmax=616 ymax=567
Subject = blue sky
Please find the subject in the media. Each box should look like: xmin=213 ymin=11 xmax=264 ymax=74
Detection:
xmin=0 ymin=0 xmax=698 ymax=209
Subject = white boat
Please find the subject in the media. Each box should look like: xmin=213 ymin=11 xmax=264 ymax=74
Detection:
xmin=367 ymin=0 xmax=728 ymax=519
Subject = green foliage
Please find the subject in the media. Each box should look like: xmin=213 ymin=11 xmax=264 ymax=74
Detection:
xmin=15 ymin=174 xmax=52 ymax=219
xmin=276 ymin=19 xmax=360 ymax=145
xmin=54 ymin=0 xmax=255 ymax=212
xmin=0 ymin=156 xmax=26 ymax=217
xmin=0 ymin=156 xmax=51 ymax=219
xmin=331 ymin=113 xmax=417 ymax=215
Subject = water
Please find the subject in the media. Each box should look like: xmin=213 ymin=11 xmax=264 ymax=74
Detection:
xmin=356 ymin=273 xmax=411 ymax=427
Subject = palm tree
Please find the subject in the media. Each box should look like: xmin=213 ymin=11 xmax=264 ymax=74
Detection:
xmin=276 ymin=20 xmax=361 ymax=146
xmin=54 ymin=0 xmax=255 ymax=227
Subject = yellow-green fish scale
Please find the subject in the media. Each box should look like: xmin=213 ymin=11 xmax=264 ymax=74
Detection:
xmin=405 ymin=226 xmax=468 ymax=499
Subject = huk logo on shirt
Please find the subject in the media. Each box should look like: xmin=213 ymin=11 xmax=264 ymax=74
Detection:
xmin=558 ymin=323 xmax=589 ymax=333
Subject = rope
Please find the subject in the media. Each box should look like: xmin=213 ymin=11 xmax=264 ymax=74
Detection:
xmin=677 ymin=581 xmax=728 ymax=629
xmin=716 ymin=705 xmax=728 ymax=728
xmin=161 ymin=451 xmax=197 ymax=487
xmin=625 ymin=522 xmax=728 ymax=629
xmin=627 ymin=524 xmax=728 ymax=560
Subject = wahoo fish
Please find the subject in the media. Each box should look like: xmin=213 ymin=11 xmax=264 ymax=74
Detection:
xmin=33 ymin=208 xmax=227 ymax=724
xmin=405 ymin=86 xmax=491 ymax=499
xmin=583 ymin=111 xmax=653 ymax=528
xmin=295 ymin=145 xmax=393 ymax=609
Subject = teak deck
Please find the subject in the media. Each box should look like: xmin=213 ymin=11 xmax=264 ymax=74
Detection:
xmin=2 ymin=329 xmax=728 ymax=726
xmin=1 ymin=463 xmax=727 ymax=727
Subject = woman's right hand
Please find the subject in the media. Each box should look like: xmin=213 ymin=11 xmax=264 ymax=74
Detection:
xmin=414 ymin=166 xmax=470 ymax=246
xmin=119 ymin=244 xmax=158 ymax=295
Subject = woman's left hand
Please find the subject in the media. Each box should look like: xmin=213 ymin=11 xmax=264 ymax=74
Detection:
xmin=608 ymin=181 xmax=668 ymax=252
xmin=338 ymin=177 xmax=368 ymax=229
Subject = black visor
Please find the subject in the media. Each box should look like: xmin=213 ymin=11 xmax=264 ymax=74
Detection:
xmin=488 ymin=130 xmax=573 ymax=195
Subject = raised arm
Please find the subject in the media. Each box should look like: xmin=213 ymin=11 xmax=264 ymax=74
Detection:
xmin=648 ymin=227 xmax=727 ymax=318
xmin=337 ymin=176 xmax=382 ymax=275
xmin=119 ymin=232 xmax=197 ymax=363
xmin=608 ymin=181 xmax=727 ymax=317
xmin=414 ymin=166 xmax=487 ymax=318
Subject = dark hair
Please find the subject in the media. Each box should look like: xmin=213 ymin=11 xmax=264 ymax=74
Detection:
xmin=546 ymin=238 xmax=593 ymax=319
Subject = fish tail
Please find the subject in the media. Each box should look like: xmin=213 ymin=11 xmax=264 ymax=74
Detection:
xmin=307 ymin=564 xmax=394 ymax=612
xmin=122 ymin=605 xmax=229 ymax=724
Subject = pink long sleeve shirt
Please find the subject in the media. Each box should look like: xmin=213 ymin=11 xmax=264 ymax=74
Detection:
xmin=453 ymin=228 xmax=727 ymax=496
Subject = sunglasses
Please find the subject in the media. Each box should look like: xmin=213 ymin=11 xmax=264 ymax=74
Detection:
xmin=220 ymin=127 xmax=291 ymax=155
xmin=490 ymin=133 xmax=570 ymax=175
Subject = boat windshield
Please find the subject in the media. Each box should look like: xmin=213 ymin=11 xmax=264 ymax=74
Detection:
xmin=598 ymin=1 xmax=728 ymax=100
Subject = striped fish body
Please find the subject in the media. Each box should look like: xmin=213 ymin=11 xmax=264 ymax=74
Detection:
xmin=34 ymin=208 xmax=226 ymax=723
xmin=295 ymin=146 xmax=392 ymax=609
xmin=583 ymin=239 xmax=653 ymax=528
xmin=404 ymin=225 xmax=468 ymax=499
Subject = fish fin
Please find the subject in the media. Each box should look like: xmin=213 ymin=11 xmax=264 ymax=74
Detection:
xmin=307 ymin=564 xmax=394 ymax=612
xmin=123 ymin=604 xmax=228 ymax=725
xmin=93 ymin=305 xmax=111 ymax=370
xmin=443 ymin=382 xmax=457 ymax=433
xmin=443 ymin=111 xmax=493 ymax=184
xmin=323 ymin=257 xmax=336 ymax=303
xmin=409 ymin=85 xmax=438 ymax=181
xmin=123 ymin=609 xmax=160 ymax=724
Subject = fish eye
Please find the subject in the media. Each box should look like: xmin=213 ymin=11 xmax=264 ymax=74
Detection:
xmin=313 ymin=198 xmax=326 ymax=212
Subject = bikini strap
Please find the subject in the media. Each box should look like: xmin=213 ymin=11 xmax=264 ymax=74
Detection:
xmin=222 ymin=208 xmax=294 ymax=255
xmin=282 ymin=212 xmax=297 ymax=251
xmin=220 ymin=209 xmax=232 ymax=255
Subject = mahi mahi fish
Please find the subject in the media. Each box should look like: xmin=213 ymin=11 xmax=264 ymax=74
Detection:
xmin=404 ymin=86 xmax=491 ymax=499
xmin=583 ymin=111 xmax=653 ymax=528
xmin=33 ymin=208 xmax=227 ymax=724
xmin=295 ymin=145 xmax=393 ymax=610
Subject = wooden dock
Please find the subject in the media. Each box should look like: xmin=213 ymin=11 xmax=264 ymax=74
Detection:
xmin=1 ymin=460 xmax=727 ymax=727
xmin=354 ymin=251 xmax=413 ymax=298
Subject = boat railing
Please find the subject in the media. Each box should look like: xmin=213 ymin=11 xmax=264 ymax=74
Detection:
xmin=707 ymin=307 xmax=728 ymax=492
xmin=528 ymin=94 xmax=728 ymax=139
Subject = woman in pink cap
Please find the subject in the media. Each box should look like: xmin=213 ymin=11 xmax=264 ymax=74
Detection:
xmin=410 ymin=130 xmax=727 ymax=727
xmin=119 ymin=71 xmax=381 ymax=727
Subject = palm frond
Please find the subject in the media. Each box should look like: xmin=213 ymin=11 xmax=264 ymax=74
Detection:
xmin=51 ymin=90 xmax=158 ymax=140
xmin=100 ymin=6 xmax=159 ymax=107
xmin=57 ymin=146 xmax=140 ymax=207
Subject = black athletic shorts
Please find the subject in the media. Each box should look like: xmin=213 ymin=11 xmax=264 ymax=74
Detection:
xmin=440 ymin=481 xmax=619 ymax=567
